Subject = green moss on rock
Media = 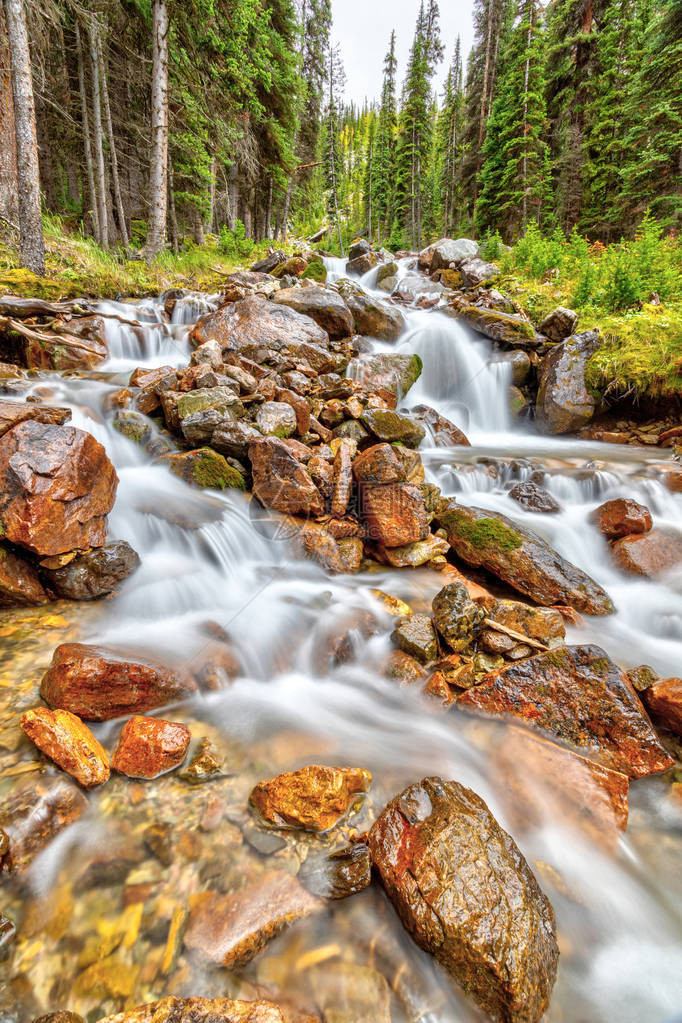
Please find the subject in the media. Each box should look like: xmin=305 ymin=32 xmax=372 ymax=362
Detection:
xmin=301 ymin=260 xmax=327 ymax=282
xmin=446 ymin=510 xmax=523 ymax=554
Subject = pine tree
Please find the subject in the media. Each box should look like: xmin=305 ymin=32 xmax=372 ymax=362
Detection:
xmin=323 ymin=41 xmax=345 ymax=252
xmin=373 ymin=31 xmax=398 ymax=242
xmin=435 ymin=37 xmax=465 ymax=235
xmin=477 ymin=0 xmax=548 ymax=239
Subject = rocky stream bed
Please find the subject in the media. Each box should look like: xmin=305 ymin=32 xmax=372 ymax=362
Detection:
xmin=0 ymin=239 xmax=681 ymax=1023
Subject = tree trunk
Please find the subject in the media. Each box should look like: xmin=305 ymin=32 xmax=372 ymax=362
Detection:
xmin=227 ymin=164 xmax=239 ymax=229
xmin=281 ymin=174 xmax=294 ymax=241
xmin=167 ymin=152 xmax=179 ymax=253
xmin=0 ymin=1 xmax=18 ymax=230
xmin=522 ymin=12 xmax=532 ymax=227
xmin=206 ymin=155 xmax=217 ymax=233
xmin=3 ymin=0 xmax=44 ymax=274
xmin=76 ymin=21 xmax=99 ymax=242
xmin=97 ymin=31 xmax=129 ymax=248
xmin=265 ymin=174 xmax=273 ymax=240
xmin=192 ymin=203 xmax=204 ymax=245
xmin=143 ymin=0 xmax=169 ymax=261
xmin=87 ymin=18 xmax=108 ymax=247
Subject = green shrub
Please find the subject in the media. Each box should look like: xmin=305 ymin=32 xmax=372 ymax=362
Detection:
xmin=219 ymin=220 xmax=255 ymax=259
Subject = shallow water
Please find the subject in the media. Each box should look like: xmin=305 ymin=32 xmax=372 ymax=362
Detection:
xmin=0 ymin=276 xmax=681 ymax=1022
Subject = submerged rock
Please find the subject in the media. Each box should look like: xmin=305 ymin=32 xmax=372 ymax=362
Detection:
xmin=368 ymin=776 xmax=559 ymax=1023
xmin=0 ymin=777 xmax=88 ymax=874
xmin=44 ymin=540 xmax=140 ymax=600
xmin=432 ymin=582 xmax=486 ymax=652
xmin=536 ymin=331 xmax=601 ymax=434
xmin=459 ymin=645 xmax=674 ymax=778
xmin=40 ymin=643 xmax=196 ymax=721
xmin=0 ymin=421 xmax=118 ymax=556
xmin=183 ymin=871 xmax=321 ymax=968
xmin=97 ymin=997 xmax=304 ymax=1023
xmin=273 ymin=284 xmax=354 ymax=340
xmin=179 ymin=737 xmax=227 ymax=784
xmin=299 ymin=842 xmax=372 ymax=899
xmin=593 ymin=498 xmax=652 ymax=540
xmin=438 ymin=501 xmax=614 ymax=615
xmin=20 ymin=707 xmax=110 ymax=788
xmin=611 ymin=528 xmax=682 ymax=578
xmin=111 ymin=716 xmax=191 ymax=778
xmin=508 ymin=480 xmax=561 ymax=514
xmin=250 ymin=764 xmax=371 ymax=832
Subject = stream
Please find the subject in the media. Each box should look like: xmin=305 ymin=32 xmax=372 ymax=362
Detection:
xmin=1 ymin=259 xmax=681 ymax=1022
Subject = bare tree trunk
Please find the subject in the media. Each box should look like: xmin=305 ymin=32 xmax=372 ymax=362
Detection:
xmin=281 ymin=174 xmax=294 ymax=241
xmin=265 ymin=174 xmax=273 ymax=240
xmin=0 ymin=1 xmax=18 ymax=230
xmin=87 ymin=19 xmax=109 ymax=246
xmin=4 ymin=0 xmax=44 ymax=274
xmin=227 ymin=164 xmax=238 ymax=229
xmin=192 ymin=203 xmax=204 ymax=244
xmin=143 ymin=0 xmax=169 ymax=261
xmin=97 ymin=31 xmax=128 ymax=248
xmin=76 ymin=21 xmax=99 ymax=242
xmin=206 ymin=155 xmax=216 ymax=233
xmin=167 ymin=152 xmax=179 ymax=253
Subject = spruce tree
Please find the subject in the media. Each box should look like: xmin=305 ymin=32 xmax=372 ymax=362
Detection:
xmin=435 ymin=37 xmax=466 ymax=235
xmin=373 ymin=31 xmax=399 ymax=242
xmin=323 ymin=41 xmax=345 ymax=252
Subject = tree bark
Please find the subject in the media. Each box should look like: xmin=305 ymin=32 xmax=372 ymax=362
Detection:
xmin=76 ymin=21 xmax=99 ymax=242
xmin=143 ymin=0 xmax=169 ymax=261
xmin=0 ymin=0 xmax=18 ymax=230
xmin=3 ymin=0 xmax=44 ymax=274
xmin=88 ymin=17 xmax=109 ymax=247
xmin=192 ymin=203 xmax=204 ymax=245
xmin=97 ymin=31 xmax=129 ymax=248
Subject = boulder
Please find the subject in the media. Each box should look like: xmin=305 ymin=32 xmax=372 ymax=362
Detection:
xmin=183 ymin=871 xmax=321 ymax=968
xmin=273 ymin=285 xmax=354 ymax=340
xmin=593 ymin=498 xmax=652 ymax=539
xmin=0 ymin=398 xmax=70 ymax=437
xmin=641 ymin=677 xmax=682 ymax=735
xmin=211 ymin=420 xmax=261 ymax=459
xmin=360 ymin=483 xmax=430 ymax=548
xmin=0 ymin=544 xmax=48 ymax=605
xmin=495 ymin=349 xmax=532 ymax=386
xmin=438 ymin=501 xmax=614 ymax=615
xmin=353 ymin=443 xmax=405 ymax=484
xmin=393 ymin=275 xmax=443 ymax=304
xmin=611 ymin=529 xmax=682 ymax=577
xmin=113 ymin=409 xmax=153 ymax=447
xmin=272 ymin=256 xmax=308 ymax=278
xmin=111 ymin=716 xmax=191 ymax=778
xmin=376 ymin=261 xmax=398 ymax=286
xmin=251 ymin=250 xmax=287 ymax=273
xmin=536 ymin=331 xmax=601 ymax=434
xmin=40 ymin=643 xmax=197 ymax=721
xmin=0 ymin=777 xmax=88 ymax=874
xmin=346 ymin=252 xmax=379 ymax=275
xmin=336 ymin=280 xmax=406 ymax=341
xmin=538 ymin=306 xmax=579 ymax=342
xmin=256 ymin=401 xmax=298 ymax=438
xmin=453 ymin=306 xmax=542 ymax=348
xmin=459 ymin=257 xmax=499 ymax=287
xmin=411 ymin=404 xmax=470 ymax=447
xmin=459 ymin=645 xmax=674 ymax=778
xmin=0 ymin=421 xmax=118 ymax=556
xmin=164 ymin=448 xmax=246 ymax=490
xmin=419 ymin=238 xmax=479 ymax=271
xmin=20 ymin=707 xmax=110 ymax=788
xmin=432 ymin=582 xmax=486 ymax=652
xmin=348 ymin=239 xmax=371 ymax=261
xmin=298 ymin=843 xmax=372 ymax=900
xmin=249 ymin=438 xmax=325 ymax=517
xmin=250 ymin=764 xmax=371 ymax=831
xmin=98 ymin=999 xmax=303 ymax=1023
xmin=349 ymin=352 xmax=423 ymax=397
xmin=508 ymin=480 xmax=561 ymax=514
xmin=369 ymin=776 xmax=558 ymax=1023
xmin=360 ymin=409 xmax=426 ymax=448
xmin=392 ymin=613 xmax=439 ymax=662
xmin=175 ymin=387 xmax=242 ymax=423
xmin=43 ymin=541 xmax=140 ymax=601
xmin=191 ymin=296 xmax=335 ymax=373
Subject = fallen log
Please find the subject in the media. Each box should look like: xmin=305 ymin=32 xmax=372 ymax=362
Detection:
xmin=0 ymin=295 xmax=91 ymax=318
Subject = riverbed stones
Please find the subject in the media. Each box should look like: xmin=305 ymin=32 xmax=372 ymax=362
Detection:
xmin=349 ymin=352 xmax=423 ymax=397
xmin=111 ymin=716 xmax=191 ymax=778
xmin=438 ymin=501 xmax=614 ymax=615
xmin=379 ymin=532 xmax=450 ymax=568
xmin=611 ymin=528 xmax=682 ymax=577
xmin=0 ymin=398 xmax=71 ymax=437
xmin=368 ymin=776 xmax=559 ymax=1023
xmin=641 ymin=677 xmax=682 ymax=734
xmin=43 ymin=540 xmax=140 ymax=600
xmin=0 ymin=544 xmax=48 ymax=605
xmin=392 ymin=613 xmax=439 ymax=662
xmin=593 ymin=498 xmax=653 ymax=539
xmin=250 ymin=764 xmax=371 ymax=832
xmin=508 ymin=480 xmax=561 ymax=514
xmin=0 ymin=777 xmax=88 ymax=874
xmin=539 ymin=306 xmax=579 ymax=342
xmin=459 ymin=645 xmax=674 ymax=778
xmin=336 ymin=279 xmax=406 ymax=340
xmin=183 ymin=871 xmax=321 ymax=968
xmin=298 ymin=842 xmax=372 ymax=900
xmin=249 ymin=437 xmax=325 ymax=516
xmin=211 ymin=420 xmax=261 ymax=459
xmin=485 ymin=598 xmax=566 ymax=647
xmin=256 ymin=401 xmax=298 ymax=438
xmin=273 ymin=285 xmax=353 ymax=340
xmin=432 ymin=582 xmax=486 ymax=652
xmin=536 ymin=331 xmax=601 ymax=434
xmin=411 ymin=404 xmax=470 ymax=447
xmin=0 ymin=420 xmax=118 ymax=555
xmin=360 ymin=409 xmax=426 ymax=448
xmin=98 ymin=998 xmax=304 ymax=1023
xmin=20 ymin=707 xmax=110 ymax=788
xmin=360 ymin=482 xmax=430 ymax=548
xmin=40 ymin=643 xmax=196 ymax=721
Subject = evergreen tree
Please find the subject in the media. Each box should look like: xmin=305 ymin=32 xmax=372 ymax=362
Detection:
xmin=477 ymin=0 xmax=548 ymax=239
xmin=323 ymin=40 xmax=345 ymax=252
xmin=373 ymin=31 xmax=398 ymax=242
xmin=435 ymin=37 xmax=465 ymax=235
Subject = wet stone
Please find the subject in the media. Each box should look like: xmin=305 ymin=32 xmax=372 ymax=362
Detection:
xmin=0 ymin=777 xmax=88 ymax=875
xmin=298 ymin=842 xmax=372 ymax=899
xmin=250 ymin=764 xmax=372 ymax=832
xmin=97 ymin=997 xmax=298 ymax=1023
xmin=641 ymin=678 xmax=682 ymax=735
xmin=593 ymin=498 xmax=653 ymax=540
xmin=20 ymin=707 xmax=110 ymax=788
xmin=112 ymin=716 xmax=191 ymax=779
xmin=0 ymin=912 xmax=16 ymax=960
xmin=179 ymin=737 xmax=227 ymax=784
xmin=360 ymin=408 xmax=426 ymax=448
xmin=432 ymin=582 xmax=486 ymax=652
xmin=43 ymin=540 xmax=140 ymax=601
xmin=611 ymin=529 xmax=682 ymax=578
xmin=508 ymin=480 xmax=561 ymax=514
xmin=241 ymin=824 xmax=288 ymax=856
xmin=392 ymin=613 xmax=439 ymax=663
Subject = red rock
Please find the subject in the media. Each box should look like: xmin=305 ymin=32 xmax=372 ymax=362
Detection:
xmin=593 ymin=498 xmax=652 ymax=539
xmin=360 ymin=483 xmax=429 ymax=548
xmin=0 ymin=399 xmax=71 ymax=437
xmin=369 ymin=777 xmax=558 ymax=1023
xmin=111 ymin=716 xmax=191 ymax=778
xmin=352 ymin=443 xmax=405 ymax=484
xmin=0 ymin=421 xmax=118 ymax=556
xmin=249 ymin=438 xmax=324 ymax=517
xmin=459 ymin=645 xmax=673 ymax=778
xmin=40 ymin=643 xmax=197 ymax=721
xmin=0 ymin=777 xmax=88 ymax=874
xmin=183 ymin=871 xmax=321 ymax=968
xmin=641 ymin=677 xmax=682 ymax=735
xmin=411 ymin=404 xmax=470 ymax=447
xmin=20 ymin=707 xmax=110 ymax=788
xmin=611 ymin=529 xmax=682 ymax=577
xmin=0 ymin=544 xmax=48 ymax=606
xmin=250 ymin=764 xmax=371 ymax=831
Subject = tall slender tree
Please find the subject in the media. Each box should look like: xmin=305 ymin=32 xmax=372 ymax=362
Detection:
xmin=144 ymin=0 xmax=169 ymax=261
xmin=323 ymin=41 xmax=345 ymax=252
xmin=373 ymin=31 xmax=399 ymax=242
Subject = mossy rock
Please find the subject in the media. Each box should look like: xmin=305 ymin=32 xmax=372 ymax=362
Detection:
xmin=113 ymin=409 xmax=153 ymax=447
xmin=165 ymin=448 xmax=246 ymax=491
xmin=301 ymin=260 xmax=327 ymax=282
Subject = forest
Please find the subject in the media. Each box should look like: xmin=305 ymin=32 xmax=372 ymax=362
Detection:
xmin=1 ymin=0 xmax=681 ymax=277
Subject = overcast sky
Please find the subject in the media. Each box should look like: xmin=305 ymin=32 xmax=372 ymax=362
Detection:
xmin=331 ymin=0 xmax=475 ymax=107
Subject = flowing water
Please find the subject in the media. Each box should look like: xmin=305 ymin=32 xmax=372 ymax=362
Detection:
xmin=1 ymin=268 xmax=681 ymax=1022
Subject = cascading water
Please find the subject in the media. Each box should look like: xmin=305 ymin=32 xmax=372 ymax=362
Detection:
xmin=1 ymin=263 xmax=681 ymax=1023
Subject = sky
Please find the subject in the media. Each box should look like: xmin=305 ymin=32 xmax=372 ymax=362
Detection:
xmin=331 ymin=0 xmax=476 ymax=107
